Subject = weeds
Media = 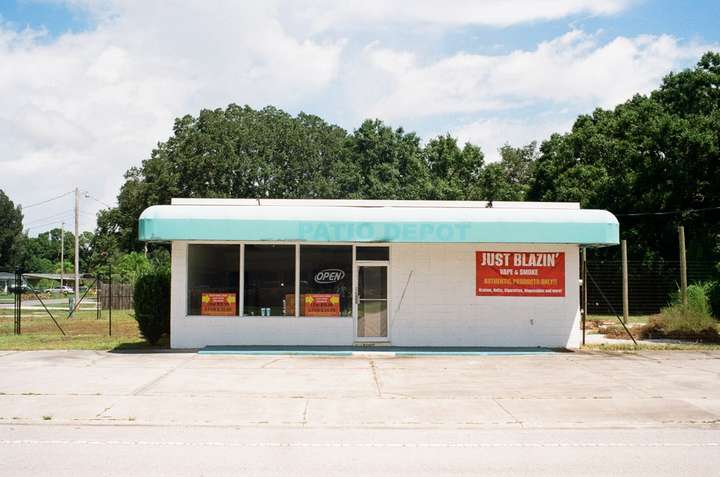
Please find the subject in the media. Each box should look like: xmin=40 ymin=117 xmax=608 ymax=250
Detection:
xmin=638 ymin=283 xmax=720 ymax=344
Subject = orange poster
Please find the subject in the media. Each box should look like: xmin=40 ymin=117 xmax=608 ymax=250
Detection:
xmin=475 ymin=252 xmax=565 ymax=297
xmin=201 ymin=293 xmax=236 ymax=316
xmin=303 ymin=293 xmax=340 ymax=316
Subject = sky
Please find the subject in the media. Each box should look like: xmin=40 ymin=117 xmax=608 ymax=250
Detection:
xmin=1 ymin=0 xmax=718 ymax=235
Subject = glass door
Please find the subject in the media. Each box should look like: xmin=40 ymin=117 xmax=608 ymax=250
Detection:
xmin=355 ymin=265 xmax=388 ymax=339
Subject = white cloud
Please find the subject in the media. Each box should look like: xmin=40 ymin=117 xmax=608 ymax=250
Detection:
xmin=453 ymin=116 xmax=575 ymax=163
xmin=291 ymin=0 xmax=633 ymax=31
xmin=362 ymin=30 xmax=713 ymax=121
xmin=0 ymin=2 xmax=344 ymax=233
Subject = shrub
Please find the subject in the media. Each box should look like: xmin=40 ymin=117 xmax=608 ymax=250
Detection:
xmin=706 ymin=280 xmax=720 ymax=318
xmin=638 ymin=283 xmax=720 ymax=343
xmin=133 ymin=271 xmax=170 ymax=344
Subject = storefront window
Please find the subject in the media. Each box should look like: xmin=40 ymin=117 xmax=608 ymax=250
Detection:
xmin=243 ymin=245 xmax=295 ymax=316
xmin=300 ymin=245 xmax=352 ymax=317
xmin=187 ymin=244 xmax=239 ymax=316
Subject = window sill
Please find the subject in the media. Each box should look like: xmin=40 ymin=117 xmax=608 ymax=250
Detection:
xmin=184 ymin=315 xmax=352 ymax=319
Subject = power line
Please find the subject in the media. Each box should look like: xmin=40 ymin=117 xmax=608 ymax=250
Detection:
xmin=83 ymin=192 xmax=114 ymax=209
xmin=25 ymin=219 xmax=68 ymax=231
xmin=23 ymin=209 xmax=74 ymax=225
xmin=615 ymin=205 xmax=720 ymax=217
xmin=20 ymin=190 xmax=74 ymax=209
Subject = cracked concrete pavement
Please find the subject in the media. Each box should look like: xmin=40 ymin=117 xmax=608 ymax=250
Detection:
xmin=0 ymin=350 xmax=719 ymax=475
xmin=0 ymin=349 xmax=719 ymax=428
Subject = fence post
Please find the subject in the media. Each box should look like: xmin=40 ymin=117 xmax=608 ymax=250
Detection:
xmin=678 ymin=226 xmax=688 ymax=307
xmin=96 ymin=277 xmax=100 ymax=320
xmin=621 ymin=239 xmax=629 ymax=324
xmin=14 ymin=268 xmax=22 ymax=335
xmin=581 ymin=248 xmax=587 ymax=346
xmin=109 ymin=263 xmax=112 ymax=337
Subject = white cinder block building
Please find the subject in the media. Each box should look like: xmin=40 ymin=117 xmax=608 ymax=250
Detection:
xmin=138 ymin=199 xmax=618 ymax=349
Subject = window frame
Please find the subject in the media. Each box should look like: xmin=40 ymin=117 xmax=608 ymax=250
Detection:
xmin=184 ymin=241 xmax=391 ymax=320
xmin=185 ymin=242 xmax=241 ymax=317
xmin=298 ymin=244 xmax=354 ymax=318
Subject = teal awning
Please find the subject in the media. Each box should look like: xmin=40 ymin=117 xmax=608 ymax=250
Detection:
xmin=138 ymin=200 xmax=618 ymax=246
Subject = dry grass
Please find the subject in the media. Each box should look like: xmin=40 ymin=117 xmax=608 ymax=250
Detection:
xmin=0 ymin=309 xmax=163 ymax=350
xmin=583 ymin=342 xmax=720 ymax=351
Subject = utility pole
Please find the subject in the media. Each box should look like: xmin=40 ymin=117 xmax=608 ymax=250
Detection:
xmin=60 ymin=222 xmax=64 ymax=289
xmin=581 ymin=248 xmax=587 ymax=346
xmin=74 ymin=187 xmax=80 ymax=305
xmin=621 ymin=239 xmax=629 ymax=324
xmin=679 ymin=226 xmax=688 ymax=307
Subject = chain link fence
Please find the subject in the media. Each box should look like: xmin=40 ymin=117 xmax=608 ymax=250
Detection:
xmin=586 ymin=259 xmax=718 ymax=316
xmin=1 ymin=268 xmax=134 ymax=341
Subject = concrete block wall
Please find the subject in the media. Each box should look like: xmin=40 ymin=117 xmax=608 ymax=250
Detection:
xmin=169 ymin=241 xmax=581 ymax=349
xmin=389 ymin=243 xmax=581 ymax=348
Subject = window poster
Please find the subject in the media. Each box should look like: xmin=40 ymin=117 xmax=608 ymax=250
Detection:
xmin=303 ymin=293 xmax=341 ymax=316
xmin=475 ymin=251 xmax=565 ymax=297
xmin=201 ymin=293 xmax=237 ymax=316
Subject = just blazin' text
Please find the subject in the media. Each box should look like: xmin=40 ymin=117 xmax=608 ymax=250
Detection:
xmin=478 ymin=252 xmax=562 ymax=268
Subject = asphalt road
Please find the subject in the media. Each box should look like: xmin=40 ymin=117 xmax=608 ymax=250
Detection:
xmin=0 ymin=349 xmax=719 ymax=476
xmin=2 ymin=425 xmax=718 ymax=476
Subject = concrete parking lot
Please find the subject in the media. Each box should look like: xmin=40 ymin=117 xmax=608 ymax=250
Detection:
xmin=0 ymin=349 xmax=719 ymax=475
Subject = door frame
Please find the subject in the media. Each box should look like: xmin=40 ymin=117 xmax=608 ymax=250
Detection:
xmin=353 ymin=259 xmax=391 ymax=342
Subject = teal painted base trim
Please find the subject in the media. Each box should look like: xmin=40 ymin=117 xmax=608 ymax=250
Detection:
xmin=198 ymin=346 xmax=560 ymax=356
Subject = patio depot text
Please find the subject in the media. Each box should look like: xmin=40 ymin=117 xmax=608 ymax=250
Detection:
xmin=475 ymin=252 xmax=565 ymax=297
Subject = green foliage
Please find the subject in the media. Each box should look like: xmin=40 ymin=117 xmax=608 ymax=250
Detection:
xmin=641 ymin=282 xmax=720 ymax=343
xmin=94 ymin=106 xmax=536 ymax=253
xmin=36 ymin=279 xmax=54 ymax=290
xmin=0 ymin=190 xmax=23 ymax=268
xmin=98 ymin=105 xmax=350 ymax=252
xmin=133 ymin=271 xmax=171 ymax=344
xmin=423 ymin=134 xmax=483 ymax=200
xmin=114 ymin=252 xmax=153 ymax=285
xmin=89 ymin=52 xmax=720 ymax=274
xmin=148 ymin=248 xmax=171 ymax=273
xmin=55 ymin=261 xmax=73 ymax=274
xmin=528 ymin=53 xmax=720 ymax=264
xmin=703 ymin=281 xmax=720 ymax=318
xmin=12 ymin=227 xmax=93 ymax=274
xmin=25 ymin=256 xmax=54 ymax=273
xmin=340 ymin=120 xmax=431 ymax=200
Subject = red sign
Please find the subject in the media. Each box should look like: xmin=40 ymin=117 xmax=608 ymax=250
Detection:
xmin=475 ymin=252 xmax=565 ymax=297
xmin=303 ymin=293 xmax=341 ymax=317
xmin=201 ymin=293 xmax=236 ymax=316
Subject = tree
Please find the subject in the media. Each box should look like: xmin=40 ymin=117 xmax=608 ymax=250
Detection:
xmin=97 ymin=105 xmax=350 ymax=252
xmin=114 ymin=252 xmax=152 ymax=284
xmin=95 ymin=53 xmax=720 ymax=270
xmin=338 ymin=120 xmax=430 ymax=199
xmin=529 ymin=53 xmax=720 ymax=264
xmin=424 ymin=134 xmax=484 ymax=200
xmin=0 ymin=190 xmax=23 ymax=268
xmin=481 ymin=142 xmax=538 ymax=202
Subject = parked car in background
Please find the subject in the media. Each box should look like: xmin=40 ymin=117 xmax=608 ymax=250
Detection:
xmin=44 ymin=286 xmax=74 ymax=294
xmin=8 ymin=284 xmax=31 ymax=294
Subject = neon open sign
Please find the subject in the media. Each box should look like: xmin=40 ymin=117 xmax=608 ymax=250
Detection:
xmin=314 ymin=269 xmax=345 ymax=284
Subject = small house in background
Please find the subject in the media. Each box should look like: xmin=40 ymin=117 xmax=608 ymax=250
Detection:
xmin=0 ymin=272 xmax=25 ymax=294
xmin=138 ymin=199 xmax=618 ymax=349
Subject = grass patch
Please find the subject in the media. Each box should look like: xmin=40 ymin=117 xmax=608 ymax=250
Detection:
xmin=587 ymin=314 xmax=652 ymax=325
xmin=583 ymin=342 xmax=720 ymax=351
xmin=636 ymin=284 xmax=720 ymax=344
xmin=0 ymin=309 xmax=163 ymax=351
